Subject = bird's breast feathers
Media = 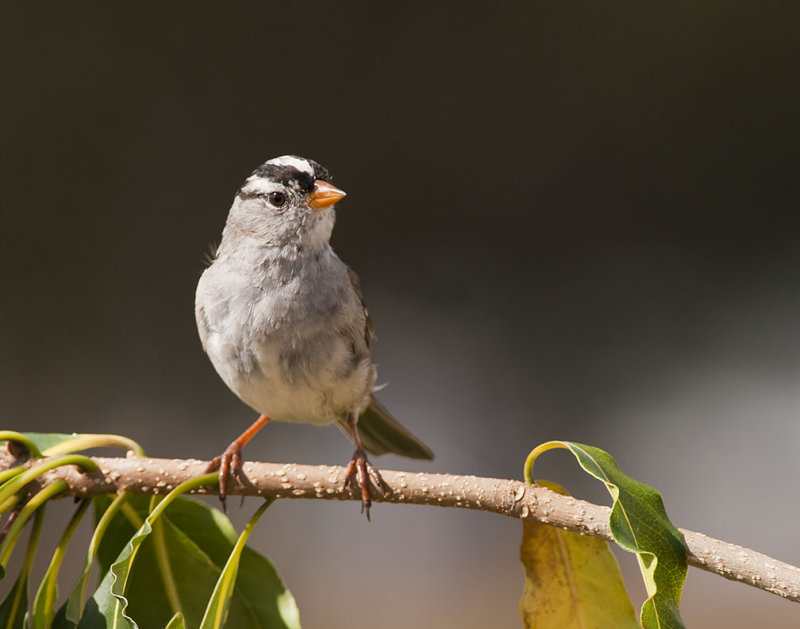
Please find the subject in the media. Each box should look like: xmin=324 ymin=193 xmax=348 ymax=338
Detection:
xmin=196 ymin=251 xmax=375 ymax=424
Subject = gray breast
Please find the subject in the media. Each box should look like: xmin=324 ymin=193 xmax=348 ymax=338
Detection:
xmin=196 ymin=244 xmax=374 ymax=423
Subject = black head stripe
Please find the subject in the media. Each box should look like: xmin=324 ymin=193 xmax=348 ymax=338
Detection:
xmin=285 ymin=155 xmax=331 ymax=184
xmin=250 ymin=156 xmax=332 ymax=193
xmin=251 ymin=163 xmax=315 ymax=192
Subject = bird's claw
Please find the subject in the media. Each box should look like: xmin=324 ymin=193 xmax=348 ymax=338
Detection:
xmin=206 ymin=442 xmax=243 ymax=512
xmin=344 ymin=448 xmax=389 ymax=520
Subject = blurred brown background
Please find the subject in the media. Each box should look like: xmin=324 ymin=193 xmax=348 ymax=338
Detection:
xmin=2 ymin=2 xmax=800 ymax=626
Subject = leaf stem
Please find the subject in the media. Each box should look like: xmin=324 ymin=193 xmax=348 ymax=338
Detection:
xmin=0 ymin=480 xmax=66 ymax=566
xmin=0 ymin=494 xmax=21 ymax=515
xmin=3 ymin=507 xmax=46 ymax=627
xmin=153 ymin=518 xmax=183 ymax=618
xmin=31 ymin=499 xmax=91 ymax=629
xmin=523 ymin=441 xmax=565 ymax=485
xmin=0 ymin=432 xmax=43 ymax=458
xmin=42 ymin=434 xmax=145 ymax=458
xmin=0 ymin=454 xmax=97 ymax=509
xmin=0 ymin=467 xmax=25 ymax=487
xmin=200 ymin=499 xmax=274 ymax=629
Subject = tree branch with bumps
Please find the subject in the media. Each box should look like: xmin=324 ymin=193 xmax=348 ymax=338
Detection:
xmin=4 ymin=451 xmax=799 ymax=605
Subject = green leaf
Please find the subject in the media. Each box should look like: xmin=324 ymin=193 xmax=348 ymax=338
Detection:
xmin=155 ymin=498 xmax=239 ymax=567
xmin=0 ymin=432 xmax=74 ymax=455
xmin=0 ymin=432 xmax=144 ymax=458
xmin=36 ymin=434 xmax=145 ymax=458
xmin=0 ymin=572 xmax=28 ymax=629
xmin=0 ymin=507 xmax=45 ymax=629
xmin=525 ymin=441 xmax=688 ymax=629
xmin=200 ymin=500 xmax=272 ymax=629
xmin=50 ymin=601 xmax=75 ymax=629
xmin=163 ymin=499 xmax=301 ymax=629
xmin=77 ymin=476 xmax=218 ymax=629
xmin=519 ymin=481 xmax=639 ymax=628
xmin=14 ymin=433 xmax=78 ymax=454
xmin=79 ymin=482 xmax=299 ymax=628
xmin=92 ymin=516 xmax=222 ymax=627
xmin=93 ymin=496 xmax=144 ymax=580
xmin=165 ymin=612 xmax=186 ymax=629
xmin=65 ymin=493 xmax=130 ymax=623
xmin=32 ymin=500 xmax=90 ymax=629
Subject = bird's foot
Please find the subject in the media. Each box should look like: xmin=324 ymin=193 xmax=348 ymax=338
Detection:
xmin=206 ymin=442 xmax=243 ymax=512
xmin=344 ymin=447 xmax=390 ymax=520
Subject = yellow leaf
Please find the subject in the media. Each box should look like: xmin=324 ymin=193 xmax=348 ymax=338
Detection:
xmin=520 ymin=481 xmax=639 ymax=629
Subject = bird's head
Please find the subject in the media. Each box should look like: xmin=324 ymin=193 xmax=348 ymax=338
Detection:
xmin=221 ymin=155 xmax=346 ymax=252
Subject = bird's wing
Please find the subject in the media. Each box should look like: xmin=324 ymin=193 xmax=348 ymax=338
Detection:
xmin=339 ymin=396 xmax=435 ymax=461
xmin=341 ymin=267 xmax=434 ymax=460
xmin=346 ymin=266 xmax=375 ymax=347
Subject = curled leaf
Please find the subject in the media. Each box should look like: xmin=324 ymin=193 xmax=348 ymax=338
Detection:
xmin=66 ymin=493 xmax=130 ymax=623
xmin=520 ymin=481 xmax=639 ymax=628
xmin=525 ymin=441 xmax=688 ymax=629
xmin=82 ymin=474 xmax=219 ymax=628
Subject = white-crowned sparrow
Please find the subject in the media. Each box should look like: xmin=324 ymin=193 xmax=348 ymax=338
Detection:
xmin=195 ymin=155 xmax=433 ymax=516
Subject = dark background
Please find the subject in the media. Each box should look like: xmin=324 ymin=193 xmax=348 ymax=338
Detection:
xmin=2 ymin=2 xmax=800 ymax=626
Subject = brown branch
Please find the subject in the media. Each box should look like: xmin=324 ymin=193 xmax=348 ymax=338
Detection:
xmin=6 ymin=453 xmax=800 ymax=604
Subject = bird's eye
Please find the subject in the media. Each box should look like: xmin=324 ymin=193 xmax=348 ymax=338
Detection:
xmin=267 ymin=191 xmax=286 ymax=208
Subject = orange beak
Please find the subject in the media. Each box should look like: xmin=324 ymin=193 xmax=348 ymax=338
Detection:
xmin=308 ymin=180 xmax=346 ymax=209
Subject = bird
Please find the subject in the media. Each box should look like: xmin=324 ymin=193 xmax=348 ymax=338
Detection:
xmin=195 ymin=155 xmax=433 ymax=517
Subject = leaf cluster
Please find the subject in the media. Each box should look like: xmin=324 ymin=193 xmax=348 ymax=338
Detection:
xmin=0 ymin=432 xmax=299 ymax=629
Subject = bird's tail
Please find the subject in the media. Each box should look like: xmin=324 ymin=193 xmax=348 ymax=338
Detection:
xmin=340 ymin=396 xmax=434 ymax=460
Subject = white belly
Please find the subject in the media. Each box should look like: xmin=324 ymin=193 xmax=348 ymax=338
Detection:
xmin=205 ymin=328 xmax=374 ymax=426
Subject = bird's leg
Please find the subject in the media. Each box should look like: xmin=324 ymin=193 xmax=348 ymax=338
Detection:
xmin=344 ymin=413 xmax=390 ymax=520
xmin=206 ymin=414 xmax=270 ymax=509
